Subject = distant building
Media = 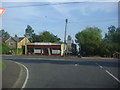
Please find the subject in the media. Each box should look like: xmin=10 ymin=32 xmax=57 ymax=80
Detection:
xmin=2 ymin=37 xmax=30 ymax=53
xmin=25 ymin=42 xmax=67 ymax=56
xmin=66 ymin=35 xmax=77 ymax=55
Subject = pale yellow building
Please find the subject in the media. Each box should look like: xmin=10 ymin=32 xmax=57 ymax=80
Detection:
xmin=17 ymin=37 xmax=30 ymax=48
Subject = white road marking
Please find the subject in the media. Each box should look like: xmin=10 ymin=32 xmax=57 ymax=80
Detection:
xmin=12 ymin=63 xmax=24 ymax=88
xmin=15 ymin=62 xmax=29 ymax=89
xmin=105 ymin=70 xmax=120 ymax=83
xmin=75 ymin=64 xmax=78 ymax=66
xmin=96 ymin=63 xmax=120 ymax=83
xmin=96 ymin=63 xmax=103 ymax=69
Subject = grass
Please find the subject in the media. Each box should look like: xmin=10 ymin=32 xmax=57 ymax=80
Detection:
xmin=0 ymin=61 xmax=6 ymax=70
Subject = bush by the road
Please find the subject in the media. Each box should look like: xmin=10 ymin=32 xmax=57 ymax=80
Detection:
xmin=0 ymin=43 xmax=10 ymax=54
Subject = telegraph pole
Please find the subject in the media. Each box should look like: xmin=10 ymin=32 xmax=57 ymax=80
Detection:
xmin=64 ymin=19 xmax=68 ymax=56
xmin=64 ymin=19 xmax=68 ymax=43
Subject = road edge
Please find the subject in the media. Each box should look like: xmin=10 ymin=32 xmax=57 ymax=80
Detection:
xmin=14 ymin=62 xmax=29 ymax=89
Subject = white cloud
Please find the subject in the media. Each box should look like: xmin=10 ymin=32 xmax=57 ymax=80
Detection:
xmin=50 ymin=2 xmax=117 ymax=17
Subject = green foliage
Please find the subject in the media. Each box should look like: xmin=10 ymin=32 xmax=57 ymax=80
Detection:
xmin=24 ymin=25 xmax=61 ymax=43
xmin=0 ymin=61 xmax=6 ymax=70
xmin=39 ymin=31 xmax=61 ymax=43
xmin=0 ymin=43 xmax=10 ymax=54
xmin=24 ymin=25 xmax=34 ymax=42
xmin=32 ymin=33 xmax=40 ymax=42
xmin=13 ymin=48 xmax=23 ymax=54
xmin=0 ymin=29 xmax=10 ymax=37
xmin=75 ymin=26 xmax=120 ymax=57
xmin=75 ymin=27 xmax=102 ymax=56
xmin=104 ymin=25 xmax=120 ymax=55
xmin=67 ymin=35 xmax=72 ymax=40
xmin=15 ymin=34 xmax=18 ymax=37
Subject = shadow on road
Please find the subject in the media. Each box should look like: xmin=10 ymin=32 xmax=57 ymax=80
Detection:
xmin=4 ymin=58 xmax=120 ymax=68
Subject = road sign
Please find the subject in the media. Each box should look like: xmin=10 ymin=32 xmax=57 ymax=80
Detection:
xmin=0 ymin=8 xmax=6 ymax=16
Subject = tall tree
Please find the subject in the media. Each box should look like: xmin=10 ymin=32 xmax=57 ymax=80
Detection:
xmin=32 ymin=33 xmax=40 ymax=42
xmin=24 ymin=25 xmax=34 ymax=42
xmin=75 ymin=27 xmax=102 ymax=56
xmin=67 ymin=35 xmax=72 ymax=40
xmin=39 ymin=31 xmax=61 ymax=43
xmin=0 ymin=29 xmax=10 ymax=37
xmin=104 ymin=25 xmax=120 ymax=53
xmin=15 ymin=34 xmax=18 ymax=37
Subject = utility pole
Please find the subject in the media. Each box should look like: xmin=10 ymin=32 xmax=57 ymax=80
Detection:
xmin=64 ymin=19 xmax=68 ymax=56
xmin=64 ymin=19 xmax=68 ymax=43
xmin=17 ymin=40 xmax=18 ymax=55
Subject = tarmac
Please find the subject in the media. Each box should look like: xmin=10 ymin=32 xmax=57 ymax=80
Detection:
xmin=1 ymin=55 xmax=119 ymax=89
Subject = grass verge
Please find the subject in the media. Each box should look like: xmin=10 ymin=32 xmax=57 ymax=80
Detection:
xmin=0 ymin=61 xmax=6 ymax=70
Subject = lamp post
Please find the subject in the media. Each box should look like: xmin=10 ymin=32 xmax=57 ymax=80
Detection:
xmin=17 ymin=41 xmax=18 ymax=55
xmin=64 ymin=19 xmax=68 ymax=44
xmin=64 ymin=19 xmax=68 ymax=56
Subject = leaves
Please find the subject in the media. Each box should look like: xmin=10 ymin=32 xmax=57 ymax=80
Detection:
xmin=75 ymin=26 xmax=120 ymax=57
xmin=0 ymin=43 xmax=10 ymax=54
xmin=75 ymin=27 xmax=102 ymax=56
xmin=39 ymin=31 xmax=61 ymax=43
xmin=24 ymin=25 xmax=35 ymax=42
xmin=0 ymin=29 xmax=10 ymax=37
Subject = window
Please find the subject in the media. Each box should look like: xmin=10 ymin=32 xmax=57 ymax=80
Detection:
xmin=9 ymin=42 xmax=14 ymax=46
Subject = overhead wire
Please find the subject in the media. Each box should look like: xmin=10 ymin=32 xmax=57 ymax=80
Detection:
xmin=4 ymin=2 xmax=85 ymax=8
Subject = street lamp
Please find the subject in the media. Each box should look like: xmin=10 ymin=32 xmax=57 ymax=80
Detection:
xmin=64 ymin=19 xmax=68 ymax=44
xmin=64 ymin=19 xmax=68 ymax=56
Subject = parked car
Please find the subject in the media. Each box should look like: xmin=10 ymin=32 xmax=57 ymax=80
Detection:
xmin=6 ymin=52 xmax=13 ymax=55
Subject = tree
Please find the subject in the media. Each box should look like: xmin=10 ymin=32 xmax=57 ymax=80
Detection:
xmin=32 ymin=33 xmax=40 ymax=42
xmin=39 ymin=31 xmax=61 ymax=43
xmin=15 ymin=34 xmax=18 ymax=37
xmin=67 ymin=35 xmax=72 ymax=40
xmin=104 ymin=25 xmax=120 ymax=53
xmin=24 ymin=25 xmax=34 ymax=42
xmin=0 ymin=43 xmax=10 ymax=54
xmin=0 ymin=29 xmax=10 ymax=37
xmin=75 ymin=27 xmax=102 ymax=56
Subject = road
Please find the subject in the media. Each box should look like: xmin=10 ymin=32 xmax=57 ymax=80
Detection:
xmin=2 ymin=56 xmax=120 ymax=88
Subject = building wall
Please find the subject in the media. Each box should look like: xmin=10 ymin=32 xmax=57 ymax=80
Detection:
xmin=18 ymin=37 xmax=30 ymax=48
xmin=61 ymin=44 xmax=67 ymax=56
xmin=5 ymin=38 xmax=17 ymax=49
xmin=26 ymin=43 xmax=66 ymax=56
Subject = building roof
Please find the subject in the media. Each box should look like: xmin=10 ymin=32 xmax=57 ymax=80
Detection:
xmin=1 ymin=37 xmax=25 ymax=42
xmin=13 ymin=37 xmax=24 ymax=42
xmin=1 ymin=37 xmax=10 ymax=42
xmin=27 ymin=42 xmax=64 ymax=45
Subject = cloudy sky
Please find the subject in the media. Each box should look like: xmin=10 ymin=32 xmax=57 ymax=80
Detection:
xmin=1 ymin=1 xmax=118 ymax=42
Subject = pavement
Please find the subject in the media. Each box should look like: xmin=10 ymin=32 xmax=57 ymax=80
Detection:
xmin=2 ymin=60 xmax=26 ymax=88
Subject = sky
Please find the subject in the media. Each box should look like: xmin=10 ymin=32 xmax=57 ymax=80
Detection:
xmin=0 ymin=1 xmax=118 ymax=42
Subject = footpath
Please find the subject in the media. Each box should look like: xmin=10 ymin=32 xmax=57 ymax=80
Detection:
xmin=2 ymin=60 xmax=26 ymax=88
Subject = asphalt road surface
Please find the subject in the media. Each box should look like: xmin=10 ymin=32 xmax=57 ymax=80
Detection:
xmin=2 ymin=56 xmax=120 ymax=88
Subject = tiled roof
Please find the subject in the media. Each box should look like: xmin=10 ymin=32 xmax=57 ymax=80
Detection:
xmin=1 ymin=37 xmax=25 ymax=42
xmin=18 ymin=37 xmax=24 ymax=42
xmin=1 ymin=37 xmax=10 ymax=42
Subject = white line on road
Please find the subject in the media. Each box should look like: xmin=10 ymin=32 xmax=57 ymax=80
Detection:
xmin=105 ymin=70 xmax=120 ymax=83
xmin=96 ymin=63 xmax=120 ymax=83
xmin=96 ymin=63 xmax=103 ymax=69
xmin=15 ymin=62 xmax=29 ymax=89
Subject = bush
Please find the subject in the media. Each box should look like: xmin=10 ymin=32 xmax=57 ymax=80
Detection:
xmin=1 ymin=43 xmax=10 ymax=54
xmin=13 ymin=48 xmax=22 ymax=55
